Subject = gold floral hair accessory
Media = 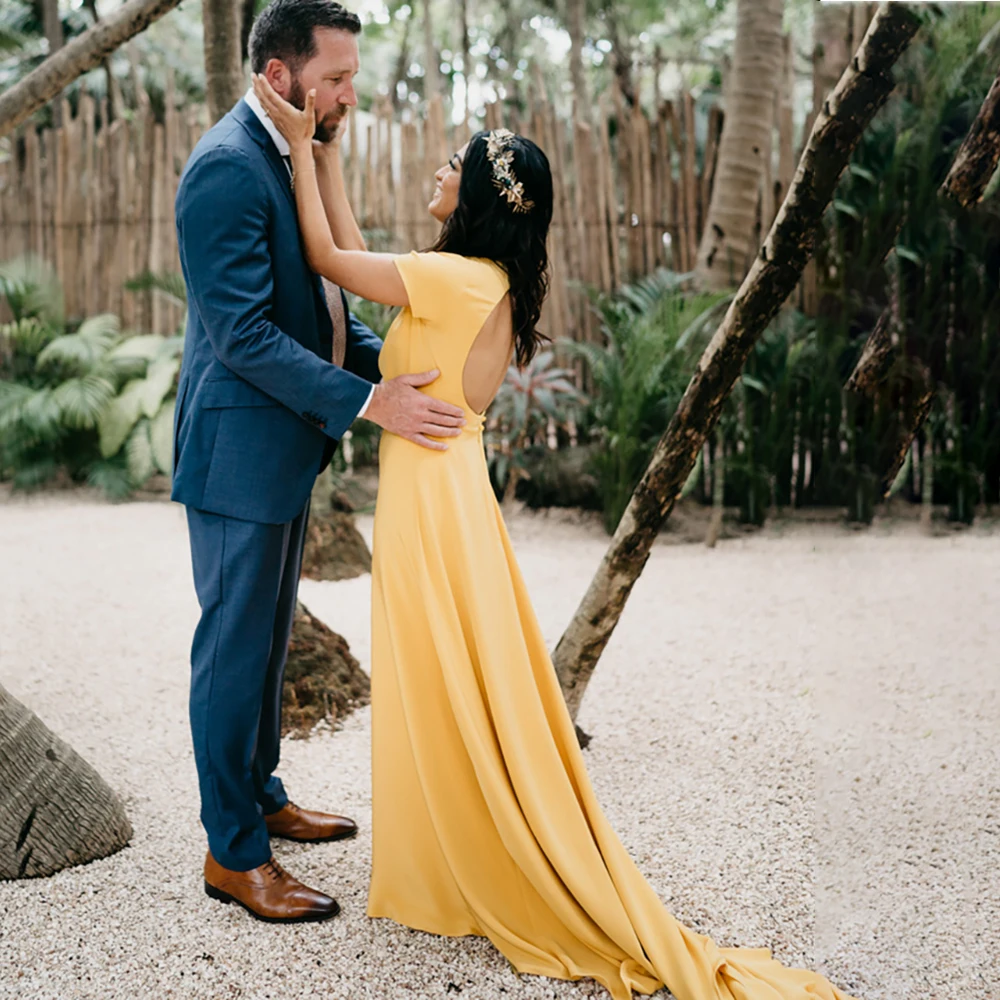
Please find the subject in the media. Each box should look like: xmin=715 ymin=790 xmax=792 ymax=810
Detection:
xmin=485 ymin=128 xmax=534 ymax=215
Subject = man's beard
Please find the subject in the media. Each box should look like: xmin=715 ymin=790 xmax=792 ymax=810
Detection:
xmin=288 ymin=78 xmax=345 ymax=144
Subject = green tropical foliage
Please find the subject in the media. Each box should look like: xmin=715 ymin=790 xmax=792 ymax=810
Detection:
xmin=568 ymin=270 xmax=728 ymax=532
xmin=486 ymin=349 xmax=585 ymax=503
xmin=0 ymin=258 xmax=180 ymax=496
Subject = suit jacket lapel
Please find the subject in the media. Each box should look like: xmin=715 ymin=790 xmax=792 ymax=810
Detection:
xmin=232 ymin=100 xmax=296 ymax=212
xmin=232 ymin=99 xmax=342 ymax=363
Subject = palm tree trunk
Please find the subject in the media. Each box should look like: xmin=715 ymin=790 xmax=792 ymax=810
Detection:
xmin=82 ymin=0 xmax=124 ymax=123
xmin=390 ymin=12 xmax=412 ymax=111
xmin=604 ymin=6 xmax=635 ymax=107
xmin=459 ymin=0 xmax=471 ymax=130
xmin=0 ymin=684 xmax=132 ymax=879
xmin=203 ymin=0 xmax=245 ymax=125
xmin=41 ymin=0 xmax=64 ymax=126
xmin=695 ymin=0 xmax=786 ymax=290
xmin=0 ymin=0 xmax=184 ymax=137
xmin=566 ymin=0 xmax=588 ymax=119
xmin=812 ymin=2 xmax=853 ymax=124
xmin=422 ymin=0 xmax=440 ymax=101
xmin=240 ymin=0 xmax=256 ymax=65
xmin=942 ymin=69 xmax=1000 ymax=207
xmin=553 ymin=4 xmax=923 ymax=720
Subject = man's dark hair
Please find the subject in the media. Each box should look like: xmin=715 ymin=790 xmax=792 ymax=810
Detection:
xmin=249 ymin=0 xmax=361 ymax=75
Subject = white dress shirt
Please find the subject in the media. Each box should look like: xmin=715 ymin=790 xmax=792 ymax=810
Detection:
xmin=243 ymin=89 xmax=374 ymax=419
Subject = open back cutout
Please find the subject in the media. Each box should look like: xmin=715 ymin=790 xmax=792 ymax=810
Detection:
xmin=462 ymin=294 xmax=515 ymax=415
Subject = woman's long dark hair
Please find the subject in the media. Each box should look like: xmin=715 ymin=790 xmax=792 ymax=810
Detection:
xmin=429 ymin=130 xmax=554 ymax=368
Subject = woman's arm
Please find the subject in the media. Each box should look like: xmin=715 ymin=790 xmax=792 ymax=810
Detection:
xmin=251 ymin=75 xmax=409 ymax=308
xmin=314 ymin=141 xmax=366 ymax=252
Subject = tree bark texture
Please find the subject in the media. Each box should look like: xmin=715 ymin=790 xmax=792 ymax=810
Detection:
xmin=41 ymin=0 xmax=65 ymax=126
xmin=695 ymin=0 xmax=786 ymax=290
xmin=203 ymin=0 xmax=245 ymax=125
xmin=0 ymin=0 xmax=184 ymax=138
xmin=942 ymin=67 xmax=1000 ymax=207
xmin=553 ymin=3 xmax=923 ymax=719
xmin=0 ymin=685 xmax=133 ymax=880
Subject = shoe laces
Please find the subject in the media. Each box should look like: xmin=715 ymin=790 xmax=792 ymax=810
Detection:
xmin=263 ymin=857 xmax=288 ymax=882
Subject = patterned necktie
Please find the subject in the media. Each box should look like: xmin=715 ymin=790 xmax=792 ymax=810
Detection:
xmin=321 ymin=277 xmax=348 ymax=368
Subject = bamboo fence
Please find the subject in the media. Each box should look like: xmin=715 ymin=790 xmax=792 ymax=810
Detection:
xmin=0 ymin=47 xmax=801 ymax=339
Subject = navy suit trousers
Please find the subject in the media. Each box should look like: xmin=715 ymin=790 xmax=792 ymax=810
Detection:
xmin=185 ymin=502 xmax=309 ymax=871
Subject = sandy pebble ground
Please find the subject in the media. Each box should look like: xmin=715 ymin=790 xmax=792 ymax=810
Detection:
xmin=0 ymin=492 xmax=997 ymax=1000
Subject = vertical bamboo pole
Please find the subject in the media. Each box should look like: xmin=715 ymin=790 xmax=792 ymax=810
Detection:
xmin=597 ymin=95 xmax=621 ymax=290
xmin=681 ymin=89 xmax=698 ymax=261
xmin=81 ymin=94 xmax=98 ymax=320
xmin=665 ymin=101 xmax=689 ymax=272
xmin=149 ymin=122 xmax=166 ymax=334
xmin=593 ymin=99 xmax=614 ymax=292
xmin=701 ymin=104 xmax=723 ymax=243
xmin=27 ymin=129 xmax=43 ymax=260
xmin=639 ymin=109 xmax=655 ymax=274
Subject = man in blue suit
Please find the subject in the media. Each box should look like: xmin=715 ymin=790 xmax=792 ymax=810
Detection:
xmin=173 ymin=0 xmax=465 ymax=923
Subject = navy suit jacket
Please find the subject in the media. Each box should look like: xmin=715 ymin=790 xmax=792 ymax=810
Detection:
xmin=172 ymin=99 xmax=382 ymax=525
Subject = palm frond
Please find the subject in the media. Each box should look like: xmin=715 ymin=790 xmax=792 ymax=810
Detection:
xmin=86 ymin=456 xmax=134 ymax=500
xmin=37 ymin=314 xmax=121 ymax=373
xmin=51 ymin=374 xmax=116 ymax=429
xmin=0 ymin=256 xmax=64 ymax=326
xmin=149 ymin=400 xmax=175 ymax=475
xmin=0 ymin=316 xmax=56 ymax=360
xmin=11 ymin=458 xmax=59 ymax=491
xmin=124 ymin=271 xmax=188 ymax=309
xmin=126 ymin=418 xmax=156 ymax=486
xmin=98 ymin=378 xmax=146 ymax=459
xmin=138 ymin=357 xmax=180 ymax=419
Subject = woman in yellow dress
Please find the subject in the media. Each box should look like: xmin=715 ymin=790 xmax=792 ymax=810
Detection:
xmin=253 ymin=73 xmax=858 ymax=1000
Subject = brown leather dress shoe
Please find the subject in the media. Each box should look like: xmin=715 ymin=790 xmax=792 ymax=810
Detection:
xmin=203 ymin=853 xmax=340 ymax=923
xmin=264 ymin=802 xmax=358 ymax=843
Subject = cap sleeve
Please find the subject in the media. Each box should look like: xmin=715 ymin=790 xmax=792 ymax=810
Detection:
xmin=393 ymin=250 xmax=507 ymax=322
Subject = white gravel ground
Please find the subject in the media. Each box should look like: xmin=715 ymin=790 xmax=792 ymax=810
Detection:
xmin=0 ymin=494 xmax=997 ymax=1000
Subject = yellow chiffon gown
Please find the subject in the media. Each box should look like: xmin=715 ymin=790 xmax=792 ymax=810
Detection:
xmin=367 ymin=250 xmax=856 ymax=1000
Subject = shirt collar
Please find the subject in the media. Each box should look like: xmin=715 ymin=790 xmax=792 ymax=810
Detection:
xmin=244 ymin=87 xmax=290 ymax=157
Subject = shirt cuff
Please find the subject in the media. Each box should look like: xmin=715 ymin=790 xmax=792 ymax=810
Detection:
xmin=355 ymin=385 xmax=375 ymax=420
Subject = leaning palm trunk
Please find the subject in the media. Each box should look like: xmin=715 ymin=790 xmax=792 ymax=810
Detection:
xmin=0 ymin=0 xmax=185 ymax=138
xmin=553 ymin=4 xmax=923 ymax=720
xmin=695 ymin=0 xmax=786 ymax=290
xmin=846 ymin=62 xmax=1000 ymax=495
xmin=0 ymin=684 xmax=132 ymax=879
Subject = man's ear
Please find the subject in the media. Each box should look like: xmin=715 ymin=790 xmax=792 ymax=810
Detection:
xmin=264 ymin=58 xmax=291 ymax=99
